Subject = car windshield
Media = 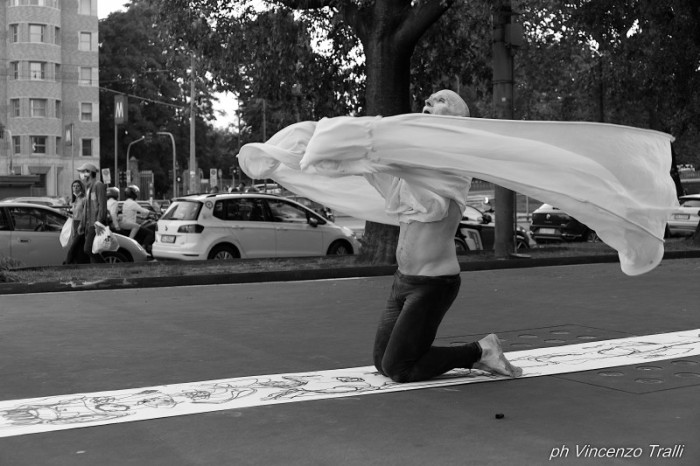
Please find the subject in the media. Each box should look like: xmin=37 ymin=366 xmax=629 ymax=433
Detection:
xmin=161 ymin=200 xmax=202 ymax=221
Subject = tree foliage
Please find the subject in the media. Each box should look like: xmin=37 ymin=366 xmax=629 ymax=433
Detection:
xmin=99 ymin=0 xmax=234 ymax=197
xmin=108 ymin=0 xmax=699 ymax=258
xmin=516 ymin=0 xmax=700 ymax=162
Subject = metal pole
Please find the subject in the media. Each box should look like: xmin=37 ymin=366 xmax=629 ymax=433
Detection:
xmin=493 ymin=1 xmax=516 ymax=258
xmin=157 ymin=132 xmax=177 ymax=198
xmin=114 ymin=124 xmax=118 ymax=186
xmin=189 ymin=55 xmax=197 ymax=194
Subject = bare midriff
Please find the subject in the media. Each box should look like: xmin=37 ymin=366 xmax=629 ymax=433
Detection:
xmin=396 ymin=200 xmax=462 ymax=276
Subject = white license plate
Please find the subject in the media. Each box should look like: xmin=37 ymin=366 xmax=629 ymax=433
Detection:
xmin=674 ymin=214 xmax=690 ymax=220
xmin=161 ymin=235 xmax=176 ymax=244
xmin=539 ymin=228 xmax=557 ymax=235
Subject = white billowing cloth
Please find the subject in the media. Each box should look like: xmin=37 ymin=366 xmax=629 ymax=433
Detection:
xmin=239 ymin=114 xmax=678 ymax=276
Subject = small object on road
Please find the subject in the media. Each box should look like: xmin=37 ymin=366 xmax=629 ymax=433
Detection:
xmin=495 ymin=413 xmax=505 ymax=419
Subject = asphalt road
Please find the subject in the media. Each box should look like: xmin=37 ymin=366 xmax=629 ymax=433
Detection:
xmin=1 ymin=258 xmax=699 ymax=465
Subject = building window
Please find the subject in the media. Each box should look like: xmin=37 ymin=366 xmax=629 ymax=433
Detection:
xmin=10 ymin=62 xmax=19 ymax=80
xmin=11 ymin=99 xmax=20 ymax=117
xmin=79 ymin=67 xmax=93 ymax=86
xmin=79 ymin=0 xmax=95 ymax=15
xmin=30 ymin=99 xmax=48 ymax=117
xmin=79 ymin=32 xmax=92 ymax=51
xmin=54 ymin=63 xmax=61 ymax=81
xmin=12 ymin=137 xmax=21 ymax=155
xmin=56 ymin=136 xmax=62 ymax=154
xmin=55 ymin=100 xmax=62 ymax=118
xmin=81 ymin=139 xmax=93 ymax=157
xmin=54 ymin=27 xmax=61 ymax=45
xmin=80 ymin=103 xmax=93 ymax=121
xmin=30 ymin=62 xmax=46 ymax=80
xmin=29 ymin=24 xmax=46 ymax=43
xmin=31 ymin=136 xmax=47 ymax=154
xmin=9 ymin=24 xmax=19 ymax=42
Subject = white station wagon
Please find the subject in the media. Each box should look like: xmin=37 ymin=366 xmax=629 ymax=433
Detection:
xmin=153 ymin=193 xmax=361 ymax=260
xmin=667 ymin=194 xmax=700 ymax=236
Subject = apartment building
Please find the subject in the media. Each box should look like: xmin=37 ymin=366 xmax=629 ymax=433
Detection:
xmin=0 ymin=0 xmax=99 ymax=199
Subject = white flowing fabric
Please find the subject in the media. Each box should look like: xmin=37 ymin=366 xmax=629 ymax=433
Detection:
xmin=239 ymin=114 xmax=677 ymax=276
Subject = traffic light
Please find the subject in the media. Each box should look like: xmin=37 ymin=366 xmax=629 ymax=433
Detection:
xmin=118 ymin=171 xmax=126 ymax=186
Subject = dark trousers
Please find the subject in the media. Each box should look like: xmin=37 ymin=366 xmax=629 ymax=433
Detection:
xmin=83 ymin=225 xmax=105 ymax=263
xmin=373 ymin=271 xmax=481 ymax=383
xmin=65 ymin=233 xmax=89 ymax=264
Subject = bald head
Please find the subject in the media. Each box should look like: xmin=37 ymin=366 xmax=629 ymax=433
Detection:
xmin=422 ymin=90 xmax=470 ymax=117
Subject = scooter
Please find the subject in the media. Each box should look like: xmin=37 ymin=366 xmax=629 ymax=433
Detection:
xmin=116 ymin=212 xmax=157 ymax=256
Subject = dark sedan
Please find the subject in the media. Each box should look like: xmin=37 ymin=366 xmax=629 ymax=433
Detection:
xmin=529 ymin=204 xmax=598 ymax=243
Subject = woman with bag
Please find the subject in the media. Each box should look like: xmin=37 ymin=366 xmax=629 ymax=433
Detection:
xmin=64 ymin=179 xmax=89 ymax=264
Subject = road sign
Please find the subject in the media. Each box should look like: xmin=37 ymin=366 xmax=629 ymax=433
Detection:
xmin=114 ymin=95 xmax=128 ymax=124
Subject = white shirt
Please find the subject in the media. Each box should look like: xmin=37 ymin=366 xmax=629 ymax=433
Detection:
xmin=107 ymin=198 xmax=120 ymax=230
xmin=122 ymin=199 xmax=150 ymax=225
xmin=239 ymin=114 xmax=677 ymax=276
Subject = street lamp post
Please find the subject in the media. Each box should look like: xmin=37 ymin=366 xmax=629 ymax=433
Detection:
xmin=126 ymin=136 xmax=145 ymax=186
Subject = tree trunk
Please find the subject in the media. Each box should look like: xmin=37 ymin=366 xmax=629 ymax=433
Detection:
xmin=339 ymin=0 xmax=452 ymax=264
xmin=354 ymin=19 xmax=414 ymax=263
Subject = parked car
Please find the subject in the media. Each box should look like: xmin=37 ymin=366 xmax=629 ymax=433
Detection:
xmin=152 ymin=193 xmax=361 ymax=261
xmin=455 ymin=205 xmax=534 ymax=253
xmin=529 ymin=204 xmax=597 ymax=243
xmin=0 ymin=196 xmax=71 ymax=213
xmin=0 ymin=202 xmax=149 ymax=267
xmin=667 ymin=194 xmax=700 ymax=236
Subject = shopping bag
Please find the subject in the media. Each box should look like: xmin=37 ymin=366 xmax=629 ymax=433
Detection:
xmin=91 ymin=222 xmax=120 ymax=254
xmin=59 ymin=219 xmax=74 ymax=248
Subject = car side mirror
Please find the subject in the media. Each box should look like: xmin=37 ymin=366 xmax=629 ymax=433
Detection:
xmin=482 ymin=214 xmax=492 ymax=224
xmin=308 ymin=217 xmax=319 ymax=228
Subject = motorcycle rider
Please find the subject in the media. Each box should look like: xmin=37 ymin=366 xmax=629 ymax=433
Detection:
xmin=106 ymin=187 xmax=121 ymax=233
xmin=121 ymin=185 xmax=155 ymax=253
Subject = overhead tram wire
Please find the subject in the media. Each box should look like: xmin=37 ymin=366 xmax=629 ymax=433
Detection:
xmin=99 ymin=86 xmax=186 ymax=110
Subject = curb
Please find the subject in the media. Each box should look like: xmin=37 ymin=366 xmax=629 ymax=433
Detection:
xmin=1 ymin=250 xmax=698 ymax=296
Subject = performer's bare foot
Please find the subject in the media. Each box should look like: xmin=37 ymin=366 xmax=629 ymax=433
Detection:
xmin=472 ymin=334 xmax=523 ymax=377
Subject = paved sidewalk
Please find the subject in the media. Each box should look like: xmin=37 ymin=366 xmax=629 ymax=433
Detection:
xmin=0 ymin=258 xmax=698 ymax=465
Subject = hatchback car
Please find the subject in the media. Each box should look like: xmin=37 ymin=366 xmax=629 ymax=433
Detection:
xmin=455 ymin=205 xmax=533 ymax=253
xmin=0 ymin=202 xmax=149 ymax=267
xmin=152 ymin=193 xmax=361 ymax=260
xmin=667 ymin=194 xmax=700 ymax=236
xmin=529 ymin=204 xmax=597 ymax=243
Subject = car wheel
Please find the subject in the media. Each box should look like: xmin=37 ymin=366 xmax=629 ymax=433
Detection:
xmin=327 ymin=240 xmax=353 ymax=255
xmin=101 ymin=251 xmax=130 ymax=263
xmin=208 ymin=244 xmax=240 ymax=260
xmin=585 ymin=230 xmax=599 ymax=242
xmin=454 ymin=238 xmax=469 ymax=254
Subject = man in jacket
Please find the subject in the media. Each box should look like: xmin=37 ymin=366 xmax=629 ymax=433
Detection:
xmin=77 ymin=163 xmax=107 ymax=263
